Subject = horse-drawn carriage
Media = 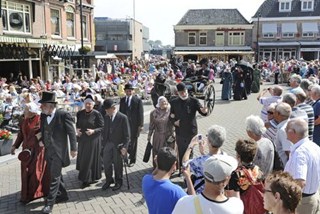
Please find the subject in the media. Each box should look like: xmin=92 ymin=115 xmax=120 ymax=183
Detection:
xmin=151 ymin=74 xmax=215 ymax=115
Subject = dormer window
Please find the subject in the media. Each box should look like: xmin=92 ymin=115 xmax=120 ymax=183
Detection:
xmin=278 ymin=0 xmax=292 ymax=12
xmin=301 ymin=0 xmax=314 ymax=11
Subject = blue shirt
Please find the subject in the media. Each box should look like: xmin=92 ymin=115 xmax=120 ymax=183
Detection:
xmin=142 ymin=174 xmax=187 ymax=214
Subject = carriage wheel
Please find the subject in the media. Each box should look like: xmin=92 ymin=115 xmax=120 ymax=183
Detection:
xmin=204 ymin=85 xmax=215 ymax=115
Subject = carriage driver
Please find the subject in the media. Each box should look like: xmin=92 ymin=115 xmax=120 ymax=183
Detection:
xmin=169 ymin=82 xmax=208 ymax=173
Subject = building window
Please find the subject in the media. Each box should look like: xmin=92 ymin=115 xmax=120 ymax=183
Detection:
xmin=51 ymin=9 xmax=60 ymax=36
xmin=282 ymin=32 xmax=294 ymax=38
xmin=188 ymin=32 xmax=196 ymax=45
xmin=301 ymin=0 xmax=314 ymax=11
xmin=66 ymin=6 xmax=75 ymax=38
xmin=2 ymin=1 xmax=31 ymax=33
xmin=279 ymin=0 xmax=292 ymax=12
xmin=199 ymin=32 xmax=207 ymax=45
xmin=215 ymin=32 xmax=224 ymax=46
xmin=228 ymin=32 xmax=245 ymax=46
xmin=82 ymin=15 xmax=88 ymax=39
xmin=302 ymin=32 xmax=314 ymax=37
xmin=263 ymin=33 xmax=275 ymax=38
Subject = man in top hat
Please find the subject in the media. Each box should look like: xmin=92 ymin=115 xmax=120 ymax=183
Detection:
xmin=102 ymin=98 xmax=130 ymax=191
xmin=170 ymin=82 xmax=208 ymax=172
xmin=39 ymin=91 xmax=77 ymax=214
xmin=119 ymin=83 xmax=144 ymax=167
xmin=172 ymin=155 xmax=243 ymax=214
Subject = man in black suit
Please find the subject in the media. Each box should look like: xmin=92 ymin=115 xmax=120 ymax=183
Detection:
xmin=170 ymin=82 xmax=208 ymax=171
xmin=39 ymin=92 xmax=77 ymax=214
xmin=102 ymin=99 xmax=130 ymax=191
xmin=119 ymin=83 xmax=144 ymax=167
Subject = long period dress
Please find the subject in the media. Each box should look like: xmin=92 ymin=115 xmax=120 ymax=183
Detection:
xmin=148 ymin=107 xmax=174 ymax=162
xmin=13 ymin=114 xmax=50 ymax=203
xmin=76 ymin=109 xmax=104 ymax=183
xmin=221 ymin=71 xmax=233 ymax=100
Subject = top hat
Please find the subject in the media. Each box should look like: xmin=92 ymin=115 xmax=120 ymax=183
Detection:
xmin=38 ymin=91 xmax=57 ymax=103
xmin=124 ymin=83 xmax=134 ymax=90
xmin=176 ymin=82 xmax=186 ymax=92
xmin=103 ymin=99 xmax=116 ymax=109
xmin=84 ymin=94 xmax=95 ymax=103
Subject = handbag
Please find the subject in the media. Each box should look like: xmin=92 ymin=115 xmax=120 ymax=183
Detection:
xmin=238 ymin=167 xmax=266 ymax=214
xmin=143 ymin=141 xmax=153 ymax=163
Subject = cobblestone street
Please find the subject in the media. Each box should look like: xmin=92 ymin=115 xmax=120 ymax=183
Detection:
xmin=0 ymin=79 xmax=280 ymax=213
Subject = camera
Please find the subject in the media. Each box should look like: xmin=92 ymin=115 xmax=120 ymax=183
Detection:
xmin=182 ymin=160 xmax=192 ymax=170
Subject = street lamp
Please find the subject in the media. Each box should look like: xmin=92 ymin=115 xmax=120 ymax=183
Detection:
xmin=256 ymin=12 xmax=261 ymax=63
xmin=80 ymin=0 xmax=84 ymax=76
xmin=132 ymin=0 xmax=135 ymax=61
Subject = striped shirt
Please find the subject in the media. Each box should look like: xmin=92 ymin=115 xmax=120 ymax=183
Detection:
xmin=263 ymin=119 xmax=278 ymax=142
xmin=285 ymin=138 xmax=320 ymax=194
xmin=297 ymin=103 xmax=315 ymax=140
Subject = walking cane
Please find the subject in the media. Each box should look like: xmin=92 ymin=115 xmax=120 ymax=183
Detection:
xmin=118 ymin=144 xmax=130 ymax=190
xmin=122 ymin=153 xmax=130 ymax=190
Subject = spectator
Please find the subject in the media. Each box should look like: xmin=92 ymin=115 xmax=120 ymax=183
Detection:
xmin=282 ymin=93 xmax=308 ymax=121
xmin=245 ymin=115 xmax=274 ymax=177
xmin=310 ymin=85 xmax=320 ymax=146
xmin=257 ymin=86 xmax=283 ymax=122
xmin=182 ymin=125 xmax=227 ymax=194
xmin=263 ymin=103 xmax=278 ymax=142
xmin=173 ymin=155 xmax=242 ymax=214
xmin=264 ymin=171 xmax=302 ymax=214
xmin=288 ymin=74 xmax=303 ymax=94
xmin=284 ymin=118 xmax=320 ymax=214
xmin=273 ymin=102 xmax=292 ymax=166
xmin=294 ymin=91 xmax=315 ymax=140
xmin=142 ymin=147 xmax=187 ymax=214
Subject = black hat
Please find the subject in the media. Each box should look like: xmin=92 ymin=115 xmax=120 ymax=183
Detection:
xmin=124 ymin=83 xmax=134 ymax=90
xmin=39 ymin=91 xmax=57 ymax=103
xmin=176 ymin=82 xmax=186 ymax=92
xmin=103 ymin=99 xmax=116 ymax=109
xmin=84 ymin=94 xmax=94 ymax=103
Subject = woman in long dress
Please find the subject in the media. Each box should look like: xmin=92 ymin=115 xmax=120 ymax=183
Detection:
xmin=147 ymin=96 xmax=174 ymax=167
xmin=76 ymin=95 xmax=104 ymax=188
xmin=11 ymin=102 xmax=50 ymax=203
xmin=251 ymin=64 xmax=261 ymax=93
xmin=221 ymin=66 xmax=233 ymax=100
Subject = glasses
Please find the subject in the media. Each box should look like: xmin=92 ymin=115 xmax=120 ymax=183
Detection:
xmin=267 ymin=111 xmax=274 ymax=114
xmin=264 ymin=189 xmax=273 ymax=194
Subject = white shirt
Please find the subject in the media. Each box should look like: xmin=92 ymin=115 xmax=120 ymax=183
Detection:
xmin=172 ymin=193 xmax=243 ymax=214
xmin=285 ymin=137 xmax=320 ymax=194
xmin=47 ymin=108 xmax=56 ymax=124
xmin=259 ymin=96 xmax=282 ymax=122
xmin=126 ymin=96 xmax=132 ymax=107
xmin=274 ymin=119 xmax=292 ymax=166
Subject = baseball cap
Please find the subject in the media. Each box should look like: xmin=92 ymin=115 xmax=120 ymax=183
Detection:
xmin=203 ymin=155 xmax=238 ymax=183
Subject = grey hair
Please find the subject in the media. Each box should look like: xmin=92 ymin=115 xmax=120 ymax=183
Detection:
xmin=287 ymin=118 xmax=308 ymax=138
xmin=282 ymin=93 xmax=296 ymax=108
xmin=275 ymin=102 xmax=292 ymax=119
xmin=207 ymin=125 xmax=226 ymax=148
xmin=300 ymin=79 xmax=312 ymax=91
xmin=311 ymin=85 xmax=320 ymax=97
xmin=245 ymin=115 xmax=266 ymax=136
xmin=290 ymin=74 xmax=302 ymax=84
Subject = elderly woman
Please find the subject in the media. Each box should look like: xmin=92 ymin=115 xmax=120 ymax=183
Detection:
xmin=11 ymin=102 xmax=50 ymax=203
xmin=264 ymin=171 xmax=302 ymax=214
xmin=147 ymin=96 xmax=174 ymax=167
xmin=76 ymin=94 xmax=104 ymax=188
xmin=182 ymin=125 xmax=227 ymax=194
xmin=245 ymin=115 xmax=275 ymax=177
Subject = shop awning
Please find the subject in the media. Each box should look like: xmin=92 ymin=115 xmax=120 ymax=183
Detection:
xmin=302 ymin=22 xmax=318 ymax=33
xmin=258 ymin=42 xmax=300 ymax=46
xmin=95 ymin=54 xmax=118 ymax=59
xmin=174 ymin=51 xmax=254 ymax=55
xmin=262 ymin=23 xmax=277 ymax=34
xmin=281 ymin=23 xmax=297 ymax=33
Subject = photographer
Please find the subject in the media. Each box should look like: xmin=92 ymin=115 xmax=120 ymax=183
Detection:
xmin=257 ymin=85 xmax=283 ymax=122
xmin=182 ymin=125 xmax=227 ymax=194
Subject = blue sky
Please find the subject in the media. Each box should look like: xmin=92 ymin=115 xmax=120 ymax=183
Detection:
xmin=94 ymin=0 xmax=265 ymax=45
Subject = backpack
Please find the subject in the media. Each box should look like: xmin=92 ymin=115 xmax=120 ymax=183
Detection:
xmin=237 ymin=166 xmax=266 ymax=214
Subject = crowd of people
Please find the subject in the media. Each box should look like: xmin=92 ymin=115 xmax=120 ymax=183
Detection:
xmin=1 ymin=56 xmax=320 ymax=214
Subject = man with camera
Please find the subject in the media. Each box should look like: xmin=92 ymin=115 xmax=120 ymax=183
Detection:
xmin=101 ymin=99 xmax=130 ymax=191
xmin=257 ymin=85 xmax=283 ymax=122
